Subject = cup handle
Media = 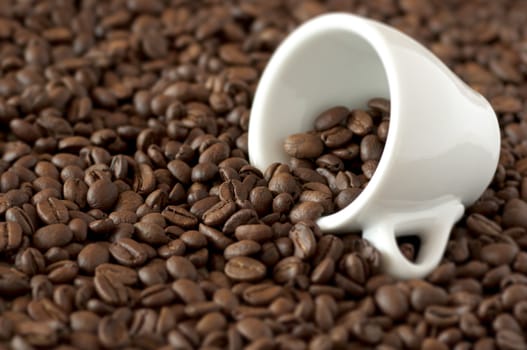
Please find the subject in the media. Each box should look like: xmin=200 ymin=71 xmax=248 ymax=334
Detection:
xmin=362 ymin=200 xmax=464 ymax=280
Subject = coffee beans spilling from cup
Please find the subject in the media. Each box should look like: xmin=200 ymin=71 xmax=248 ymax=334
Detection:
xmin=283 ymin=98 xmax=390 ymax=210
xmin=0 ymin=1 xmax=525 ymax=350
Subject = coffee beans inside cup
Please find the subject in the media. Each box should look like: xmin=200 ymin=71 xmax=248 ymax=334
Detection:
xmin=283 ymin=98 xmax=390 ymax=211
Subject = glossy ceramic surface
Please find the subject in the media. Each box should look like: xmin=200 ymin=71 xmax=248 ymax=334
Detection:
xmin=248 ymin=13 xmax=500 ymax=279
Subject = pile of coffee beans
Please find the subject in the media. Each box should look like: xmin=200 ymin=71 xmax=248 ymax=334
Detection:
xmin=283 ymin=98 xmax=389 ymax=211
xmin=0 ymin=1 xmax=527 ymax=349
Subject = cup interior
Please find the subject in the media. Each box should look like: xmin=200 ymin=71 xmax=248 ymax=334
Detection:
xmin=249 ymin=22 xmax=393 ymax=225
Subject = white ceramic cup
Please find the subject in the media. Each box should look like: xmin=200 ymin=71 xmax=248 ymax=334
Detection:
xmin=248 ymin=13 xmax=500 ymax=279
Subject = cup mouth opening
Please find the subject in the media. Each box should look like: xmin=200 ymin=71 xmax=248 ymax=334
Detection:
xmin=302 ymin=14 xmax=401 ymax=231
xmin=248 ymin=13 xmax=401 ymax=231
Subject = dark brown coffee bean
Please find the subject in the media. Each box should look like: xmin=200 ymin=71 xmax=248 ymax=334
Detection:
xmin=234 ymin=224 xmax=273 ymax=242
xmin=6 ymin=206 xmax=35 ymax=235
xmin=375 ymin=284 xmax=409 ymax=320
xmin=162 ymin=205 xmax=198 ymax=228
xmin=63 ymin=178 xmax=88 ymax=208
xmin=502 ymin=198 xmax=527 ymax=229
xmin=0 ymin=221 xmax=22 ymax=253
xmin=98 ymin=316 xmax=130 ymax=348
xmin=480 ymin=242 xmax=519 ymax=266
xmin=166 ymin=256 xmax=198 ymax=281
xmin=289 ymin=222 xmax=317 ymax=260
xmin=203 ymin=201 xmax=237 ymax=227
xmin=284 ymin=133 xmax=324 ymax=159
xmin=33 ymin=223 xmax=73 ymax=250
xmin=172 ymin=278 xmax=205 ymax=304
xmin=77 ymin=243 xmax=110 ymax=274
xmin=242 ymin=283 xmax=282 ymax=306
xmin=225 ymin=240 xmax=261 ymax=260
xmin=289 ymin=201 xmax=324 ymax=223
xmin=410 ymin=283 xmax=449 ymax=311
xmin=36 ymin=197 xmax=69 ymax=225
xmin=360 ymin=134 xmax=384 ymax=161
xmin=109 ymin=238 xmax=148 ymax=267
xmin=268 ymin=173 xmax=301 ymax=198
xmin=368 ymin=98 xmax=390 ymax=114
xmin=347 ymin=109 xmax=374 ymax=136
xmin=314 ymin=106 xmax=349 ymax=131
xmin=134 ymin=222 xmax=169 ymax=245
xmin=141 ymin=284 xmax=176 ymax=307
xmin=225 ymin=256 xmax=267 ymax=282
xmin=236 ymin=317 xmax=272 ymax=341
xmin=320 ymin=126 xmax=353 ymax=148
xmin=87 ymin=179 xmax=118 ymax=211
xmin=94 ymin=273 xmax=128 ymax=306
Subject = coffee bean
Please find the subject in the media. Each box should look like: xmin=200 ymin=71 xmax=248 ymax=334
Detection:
xmin=0 ymin=221 xmax=23 ymax=253
xmin=225 ymin=256 xmax=267 ymax=282
xmin=410 ymin=283 xmax=449 ymax=311
xmin=166 ymin=256 xmax=198 ymax=281
xmin=77 ymin=243 xmax=110 ymax=274
xmin=289 ymin=201 xmax=324 ymax=223
xmin=98 ymin=316 xmax=130 ymax=348
xmin=33 ymin=224 xmax=73 ymax=250
xmin=480 ymin=243 xmax=519 ymax=266
xmin=236 ymin=317 xmax=273 ymax=341
xmin=284 ymin=133 xmax=325 ymax=159
xmin=347 ymin=109 xmax=374 ymax=136
xmin=36 ymin=197 xmax=69 ymax=225
xmin=109 ymin=238 xmax=148 ymax=267
xmin=203 ymin=201 xmax=237 ymax=227
xmin=289 ymin=222 xmax=317 ymax=259
xmin=375 ymin=284 xmax=409 ymax=320
xmin=134 ymin=222 xmax=169 ymax=245
xmin=242 ymin=283 xmax=282 ymax=306
xmin=234 ymin=224 xmax=273 ymax=242
xmin=172 ymin=279 xmax=205 ymax=304
xmin=94 ymin=273 xmax=128 ymax=306
xmin=141 ymin=284 xmax=176 ymax=307
xmin=314 ymin=106 xmax=349 ymax=131
xmin=15 ymin=248 xmax=46 ymax=276
xmin=87 ymin=179 xmax=118 ymax=211
xmin=162 ymin=205 xmax=198 ymax=228
xmin=6 ymin=206 xmax=35 ymax=235
xmin=225 ymin=240 xmax=261 ymax=260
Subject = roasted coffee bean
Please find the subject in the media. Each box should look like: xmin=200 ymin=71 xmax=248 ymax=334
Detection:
xmin=234 ymin=224 xmax=273 ymax=242
xmin=289 ymin=222 xmax=317 ymax=260
xmin=314 ymin=106 xmax=349 ymax=131
xmin=166 ymin=256 xmax=198 ymax=281
xmin=98 ymin=316 xmax=130 ymax=348
xmin=225 ymin=240 xmax=262 ymax=260
xmin=77 ymin=243 xmax=110 ymax=274
xmin=6 ymin=206 xmax=35 ymax=235
xmin=94 ymin=273 xmax=128 ymax=306
xmin=0 ymin=221 xmax=23 ymax=253
xmin=109 ymin=238 xmax=148 ymax=267
xmin=172 ymin=279 xmax=205 ymax=304
xmin=225 ymin=256 xmax=267 ymax=282
xmin=33 ymin=224 xmax=73 ymax=250
xmin=87 ymin=179 xmax=118 ymax=211
xmin=162 ymin=206 xmax=198 ymax=228
xmin=36 ymin=197 xmax=69 ymax=225
xmin=284 ymin=133 xmax=325 ymax=159
xmin=375 ymin=284 xmax=409 ymax=320
xmin=236 ymin=317 xmax=273 ymax=341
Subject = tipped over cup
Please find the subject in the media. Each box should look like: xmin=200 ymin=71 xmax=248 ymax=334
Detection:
xmin=248 ymin=13 xmax=500 ymax=279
